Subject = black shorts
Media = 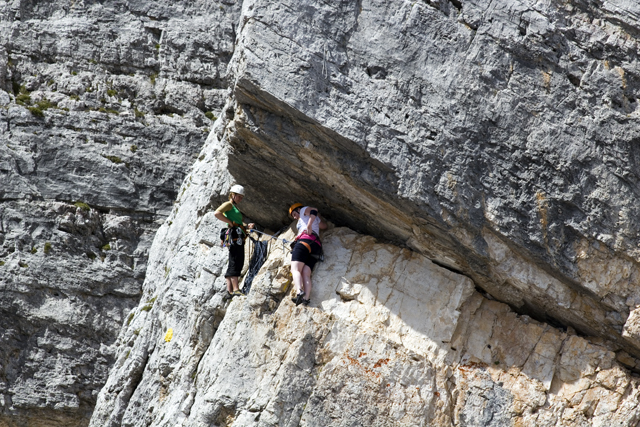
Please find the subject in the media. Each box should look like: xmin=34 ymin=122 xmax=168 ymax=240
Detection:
xmin=225 ymin=243 xmax=244 ymax=277
xmin=291 ymin=239 xmax=322 ymax=270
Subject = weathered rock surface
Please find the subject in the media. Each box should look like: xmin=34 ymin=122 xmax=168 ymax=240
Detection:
xmin=5 ymin=0 xmax=640 ymax=425
xmin=223 ymin=0 xmax=640 ymax=358
xmin=0 ymin=0 xmax=241 ymax=424
xmin=89 ymin=131 xmax=640 ymax=424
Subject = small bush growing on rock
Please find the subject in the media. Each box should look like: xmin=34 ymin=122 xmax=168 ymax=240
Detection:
xmin=44 ymin=242 xmax=52 ymax=254
xmin=0 ymin=261 xmax=5 ymax=266
xmin=102 ymin=155 xmax=123 ymax=164
xmin=134 ymin=108 xmax=145 ymax=118
xmin=126 ymin=312 xmax=134 ymax=325
xmin=102 ymin=243 xmax=111 ymax=251
xmin=150 ymin=73 xmax=157 ymax=85
xmin=38 ymin=99 xmax=55 ymax=109
xmin=74 ymin=201 xmax=91 ymax=210
xmin=87 ymin=252 xmax=96 ymax=260
xmin=130 ymin=145 xmax=138 ymax=153
xmin=70 ymin=94 xmax=79 ymax=101
xmin=107 ymin=89 xmax=117 ymax=97
xmin=16 ymin=87 xmax=32 ymax=106
xmin=71 ymin=71 xmax=77 ymax=75
xmin=155 ymin=43 xmax=160 ymax=50
xmin=141 ymin=304 xmax=153 ymax=312
xmin=28 ymin=98 xmax=56 ymax=117
xmin=47 ymin=79 xmax=54 ymax=86
xmin=28 ymin=106 xmax=44 ymax=117
xmin=30 ymin=247 xmax=37 ymax=254
xmin=19 ymin=261 xmax=28 ymax=268
xmin=205 ymin=111 xmax=217 ymax=121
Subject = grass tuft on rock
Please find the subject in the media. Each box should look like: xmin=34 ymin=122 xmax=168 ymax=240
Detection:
xmin=44 ymin=242 xmax=52 ymax=254
xmin=102 ymin=155 xmax=123 ymax=164
xmin=74 ymin=201 xmax=91 ymax=211
xmin=16 ymin=87 xmax=32 ymax=106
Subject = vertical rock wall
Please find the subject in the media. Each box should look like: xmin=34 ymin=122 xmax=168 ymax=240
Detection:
xmin=223 ymin=0 xmax=640 ymax=358
xmin=0 ymin=1 xmax=241 ymax=425
xmin=88 ymin=124 xmax=640 ymax=425
xmin=3 ymin=0 xmax=640 ymax=425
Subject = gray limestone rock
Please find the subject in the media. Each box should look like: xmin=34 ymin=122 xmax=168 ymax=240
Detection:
xmin=224 ymin=0 xmax=640 ymax=356
xmin=5 ymin=0 xmax=640 ymax=425
xmin=0 ymin=0 xmax=241 ymax=424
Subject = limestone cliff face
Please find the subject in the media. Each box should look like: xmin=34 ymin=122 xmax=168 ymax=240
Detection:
xmin=0 ymin=1 xmax=241 ymax=425
xmin=225 ymin=0 xmax=640 ymax=358
xmin=89 ymin=132 xmax=640 ymax=426
xmin=91 ymin=0 xmax=640 ymax=425
xmin=4 ymin=0 xmax=640 ymax=425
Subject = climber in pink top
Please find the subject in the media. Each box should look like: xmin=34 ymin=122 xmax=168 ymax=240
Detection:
xmin=288 ymin=203 xmax=327 ymax=306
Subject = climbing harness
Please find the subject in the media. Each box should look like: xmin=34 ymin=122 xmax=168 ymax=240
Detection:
xmin=220 ymin=226 xmax=245 ymax=247
xmin=293 ymin=232 xmax=324 ymax=262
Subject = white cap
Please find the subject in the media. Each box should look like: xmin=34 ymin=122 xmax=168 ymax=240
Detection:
xmin=230 ymin=184 xmax=245 ymax=195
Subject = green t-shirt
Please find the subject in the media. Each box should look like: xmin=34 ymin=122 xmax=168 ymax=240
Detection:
xmin=216 ymin=201 xmax=244 ymax=228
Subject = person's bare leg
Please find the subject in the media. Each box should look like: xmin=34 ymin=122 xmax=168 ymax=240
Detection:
xmin=291 ymin=261 xmax=305 ymax=295
xmin=230 ymin=276 xmax=239 ymax=293
xmin=302 ymin=265 xmax=312 ymax=300
xmin=225 ymin=277 xmax=233 ymax=294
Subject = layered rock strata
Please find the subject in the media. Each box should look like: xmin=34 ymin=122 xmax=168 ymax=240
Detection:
xmin=89 ymin=151 xmax=640 ymax=425
xmin=222 ymin=0 xmax=640 ymax=360
xmin=5 ymin=0 xmax=640 ymax=425
xmin=0 ymin=0 xmax=241 ymax=424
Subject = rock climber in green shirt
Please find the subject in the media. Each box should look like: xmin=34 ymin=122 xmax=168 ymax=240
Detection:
xmin=214 ymin=184 xmax=254 ymax=300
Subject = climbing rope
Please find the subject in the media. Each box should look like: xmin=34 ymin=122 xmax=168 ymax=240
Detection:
xmin=241 ymin=227 xmax=289 ymax=295
xmin=248 ymin=228 xmax=293 ymax=253
xmin=241 ymin=235 xmax=268 ymax=295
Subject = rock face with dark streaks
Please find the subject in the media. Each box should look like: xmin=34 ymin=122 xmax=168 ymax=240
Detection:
xmin=5 ymin=0 xmax=640 ymax=425
xmin=0 ymin=1 xmax=241 ymax=425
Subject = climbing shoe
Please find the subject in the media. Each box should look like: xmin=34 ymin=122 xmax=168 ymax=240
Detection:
xmin=302 ymin=298 xmax=310 ymax=306
xmin=292 ymin=292 xmax=305 ymax=306
xmin=222 ymin=292 xmax=234 ymax=302
xmin=233 ymin=290 xmax=244 ymax=297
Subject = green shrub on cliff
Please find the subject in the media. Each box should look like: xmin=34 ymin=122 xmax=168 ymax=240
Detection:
xmin=102 ymin=155 xmax=123 ymax=164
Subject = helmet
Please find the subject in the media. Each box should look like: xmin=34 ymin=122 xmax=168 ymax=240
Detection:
xmin=229 ymin=184 xmax=245 ymax=196
xmin=289 ymin=203 xmax=303 ymax=216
